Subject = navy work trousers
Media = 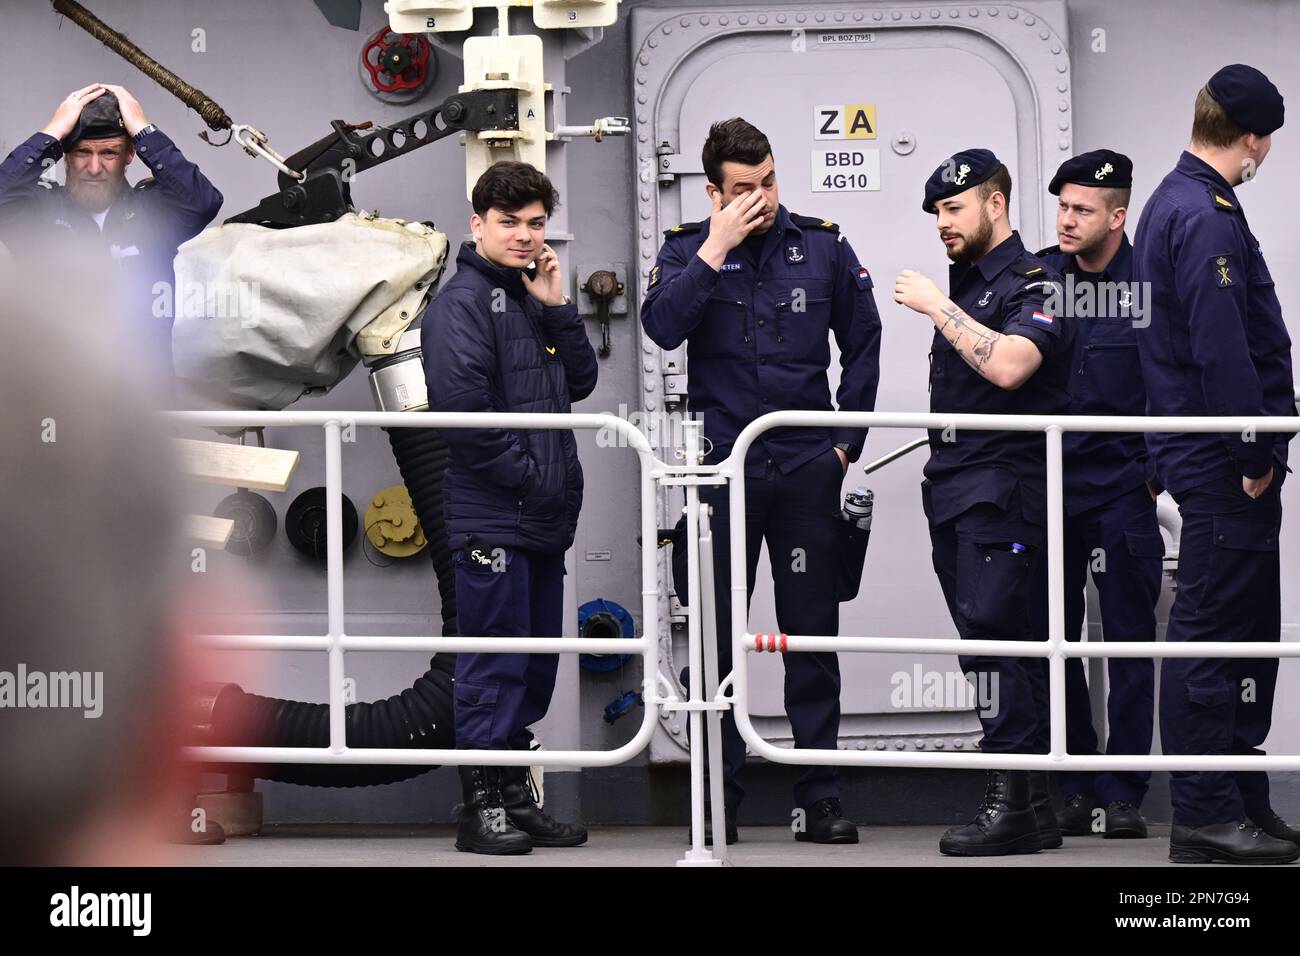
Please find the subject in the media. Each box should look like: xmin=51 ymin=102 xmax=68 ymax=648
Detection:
xmin=699 ymin=447 xmax=846 ymax=813
xmin=1161 ymin=471 xmax=1283 ymax=826
xmin=924 ymin=482 xmax=1047 ymax=754
xmin=1029 ymin=484 xmax=1162 ymax=805
xmin=453 ymin=544 xmax=565 ymax=752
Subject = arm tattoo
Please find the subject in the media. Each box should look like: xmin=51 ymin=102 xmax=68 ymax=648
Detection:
xmin=938 ymin=304 xmax=1001 ymax=377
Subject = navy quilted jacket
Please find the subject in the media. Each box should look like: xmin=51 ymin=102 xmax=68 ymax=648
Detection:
xmin=422 ymin=242 xmax=598 ymax=553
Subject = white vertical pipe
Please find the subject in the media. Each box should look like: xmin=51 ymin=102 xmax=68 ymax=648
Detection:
xmin=638 ymin=442 xmax=662 ymax=743
xmin=697 ymin=505 xmax=729 ymax=860
xmin=682 ymin=420 xmax=708 ymax=858
xmin=726 ymin=450 xmax=750 ymax=764
xmin=325 ymin=420 xmax=347 ymax=753
xmin=1046 ymin=425 xmax=1067 ymax=759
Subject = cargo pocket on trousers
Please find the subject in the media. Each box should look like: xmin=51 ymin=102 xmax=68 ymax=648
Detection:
xmin=1183 ymin=681 xmax=1234 ymax=754
xmin=453 ymin=545 xmax=522 ymax=636
xmin=1124 ymin=528 xmax=1166 ymax=559
xmin=1210 ymin=515 xmax=1279 ymax=551
xmin=962 ymin=542 xmax=1036 ymax=638
xmin=1194 ymin=515 xmax=1279 ymax=615
xmin=454 ymin=679 xmax=500 ymax=749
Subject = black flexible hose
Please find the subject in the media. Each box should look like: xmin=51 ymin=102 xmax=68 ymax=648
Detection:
xmin=386 ymin=426 xmax=458 ymax=636
xmin=204 ymin=427 xmax=461 ymax=787
xmin=208 ymin=655 xmax=454 ymax=787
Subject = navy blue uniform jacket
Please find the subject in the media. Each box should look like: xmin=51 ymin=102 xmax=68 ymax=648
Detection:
xmin=640 ymin=204 xmax=881 ymax=476
xmin=925 ymin=232 xmax=1075 ymax=526
xmin=1038 ymin=235 xmax=1152 ymax=514
xmin=1132 ymin=151 xmax=1295 ymax=493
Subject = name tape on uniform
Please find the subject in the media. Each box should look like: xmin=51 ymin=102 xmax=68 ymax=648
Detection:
xmin=811 ymin=149 xmax=881 ymax=192
xmin=815 ymin=103 xmax=878 ymax=140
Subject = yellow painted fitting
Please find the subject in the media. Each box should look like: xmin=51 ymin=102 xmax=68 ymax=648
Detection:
xmin=364 ymin=484 xmax=428 ymax=558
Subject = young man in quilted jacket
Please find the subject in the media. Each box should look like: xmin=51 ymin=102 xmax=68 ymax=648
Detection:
xmin=423 ymin=161 xmax=598 ymax=855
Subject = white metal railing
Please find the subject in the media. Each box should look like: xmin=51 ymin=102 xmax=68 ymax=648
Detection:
xmin=171 ymin=410 xmax=668 ymax=770
xmin=171 ymin=408 xmax=740 ymax=863
xmin=719 ymin=411 xmax=1300 ymax=773
xmin=168 ymin=406 xmax=1299 ymax=863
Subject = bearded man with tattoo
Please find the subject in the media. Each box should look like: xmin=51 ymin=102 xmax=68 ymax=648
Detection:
xmin=894 ymin=148 xmax=1075 ymax=858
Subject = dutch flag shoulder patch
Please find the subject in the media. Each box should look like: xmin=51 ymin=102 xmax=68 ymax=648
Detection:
xmin=1031 ymin=311 xmax=1055 ymax=326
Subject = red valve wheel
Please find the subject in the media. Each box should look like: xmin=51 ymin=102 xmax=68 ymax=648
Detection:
xmin=360 ymin=26 xmax=434 ymax=100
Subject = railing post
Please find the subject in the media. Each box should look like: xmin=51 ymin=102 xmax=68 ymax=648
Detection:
xmin=679 ymin=418 xmax=721 ymax=865
xmin=697 ymin=506 xmax=730 ymax=859
xmin=1045 ymin=425 xmax=1067 ymax=761
xmin=325 ymin=419 xmax=347 ymax=754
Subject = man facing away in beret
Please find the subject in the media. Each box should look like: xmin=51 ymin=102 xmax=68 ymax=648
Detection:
xmin=1133 ymin=63 xmax=1298 ymax=864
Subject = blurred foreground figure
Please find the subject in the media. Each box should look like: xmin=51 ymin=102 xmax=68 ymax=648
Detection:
xmin=0 ymin=263 xmax=208 ymax=865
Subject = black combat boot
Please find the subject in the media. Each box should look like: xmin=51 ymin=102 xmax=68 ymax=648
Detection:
xmin=1058 ymin=792 xmax=1098 ymax=836
xmin=939 ymin=770 xmax=1043 ymax=857
xmin=1028 ymin=771 xmax=1062 ymax=848
xmin=455 ymin=766 xmax=532 ymax=855
xmin=499 ymin=766 xmax=587 ymax=847
xmin=795 ymin=797 xmax=859 ymax=844
xmin=1103 ymin=800 xmax=1148 ymax=839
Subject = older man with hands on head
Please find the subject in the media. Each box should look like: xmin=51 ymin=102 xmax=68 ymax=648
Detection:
xmin=0 ymin=83 xmax=223 ymax=392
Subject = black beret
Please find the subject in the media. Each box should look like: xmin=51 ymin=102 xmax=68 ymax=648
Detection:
xmin=62 ymin=91 xmax=126 ymax=149
xmin=1049 ymin=149 xmax=1133 ymax=195
xmin=1206 ymin=64 xmax=1284 ymax=135
xmin=922 ymin=148 xmax=1002 ymax=213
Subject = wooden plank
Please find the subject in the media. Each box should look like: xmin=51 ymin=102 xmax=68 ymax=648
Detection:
xmin=185 ymin=514 xmax=235 ymax=547
xmin=174 ymin=438 xmax=299 ymax=492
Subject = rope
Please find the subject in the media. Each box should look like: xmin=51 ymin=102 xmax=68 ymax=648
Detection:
xmin=52 ymin=0 xmax=232 ymax=132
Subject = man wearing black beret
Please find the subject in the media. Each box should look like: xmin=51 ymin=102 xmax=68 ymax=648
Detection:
xmin=895 ymin=148 xmax=1075 ymax=856
xmin=1030 ymin=150 xmax=1163 ymax=843
xmin=1133 ymin=64 xmax=1299 ymax=864
xmin=0 ymin=84 xmax=223 ymax=397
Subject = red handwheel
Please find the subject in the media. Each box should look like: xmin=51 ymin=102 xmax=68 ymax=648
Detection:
xmin=359 ymin=26 xmax=435 ymax=103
